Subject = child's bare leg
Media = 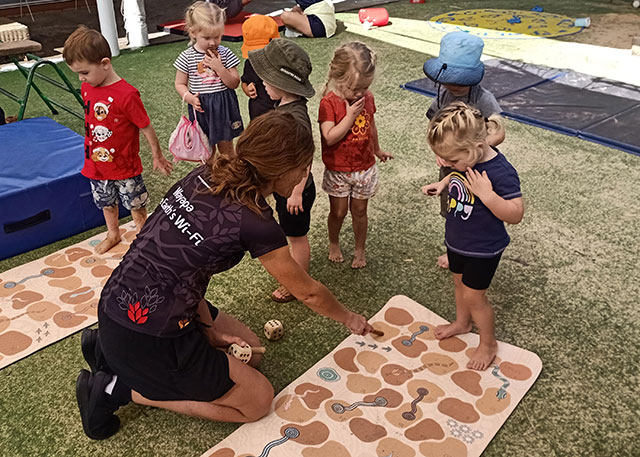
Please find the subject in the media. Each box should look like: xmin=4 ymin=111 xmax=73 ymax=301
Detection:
xmin=327 ymin=196 xmax=348 ymax=262
xmin=217 ymin=141 xmax=235 ymax=157
xmin=130 ymin=208 xmax=148 ymax=233
xmin=465 ymin=290 xmax=497 ymax=371
xmin=349 ymin=197 xmax=369 ymax=269
xmin=273 ymin=235 xmax=310 ymax=300
xmin=280 ymin=10 xmax=313 ymax=37
xmin=95 ymin=206 xmax=121 ymax=254
xmin=434 ymin=274 xmax=472 ymax=339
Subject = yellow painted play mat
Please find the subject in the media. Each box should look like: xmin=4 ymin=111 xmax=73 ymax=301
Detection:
xmin=429 ymin=9 xmax=583 ymax=39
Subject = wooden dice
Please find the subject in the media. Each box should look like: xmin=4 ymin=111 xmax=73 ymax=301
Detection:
xmin=227 ymin=343 xmax=266 ymax=364
xmin=264 ymin=319 xmax=284 ymax=340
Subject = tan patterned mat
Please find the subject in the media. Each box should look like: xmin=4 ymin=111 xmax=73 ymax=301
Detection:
xmin=0 ymin=222 xmax=136 ymax=370
xmin=203 ymin=295 xmax=542 ymax=457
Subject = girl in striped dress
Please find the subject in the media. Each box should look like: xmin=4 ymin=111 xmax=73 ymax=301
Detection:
xmin=174 ymin=1 xmax=243 ymax=156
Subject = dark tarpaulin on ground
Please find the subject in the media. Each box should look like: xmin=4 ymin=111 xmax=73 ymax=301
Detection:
xmin=402 ymin=60 xmax=640 ymax=156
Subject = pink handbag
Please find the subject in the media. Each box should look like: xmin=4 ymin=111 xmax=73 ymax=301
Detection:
xmin=168 ymin=99 xmax=212 ymax=163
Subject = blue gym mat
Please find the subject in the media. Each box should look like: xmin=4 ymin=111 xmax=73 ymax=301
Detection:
xmin=0 ymin=117 xmax=128 ymax=260
xmin=402 ymin=62 xmax=640 ymax=157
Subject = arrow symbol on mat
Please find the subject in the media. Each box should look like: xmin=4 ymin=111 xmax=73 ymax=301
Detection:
xmin=356 ymin=341 xmax=365 ymax=347
xmin=368 ymin=343 xmax=378 ymax=349
xmin=382 ymin=347 xmax=391 ymax=352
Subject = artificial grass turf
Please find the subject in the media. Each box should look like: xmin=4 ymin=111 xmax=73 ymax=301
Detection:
xmin=1 ymin=4 xmax=640 ymax=456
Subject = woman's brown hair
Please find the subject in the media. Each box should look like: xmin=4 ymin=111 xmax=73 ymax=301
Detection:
xmin=208 ymin=111 xmax=315 ymax=215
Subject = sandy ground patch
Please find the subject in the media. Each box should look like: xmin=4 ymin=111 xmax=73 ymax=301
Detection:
xmin=566 ymin=13 xmax=640 ymax=49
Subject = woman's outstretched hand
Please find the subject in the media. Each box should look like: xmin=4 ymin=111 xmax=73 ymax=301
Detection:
xmin=343 ymin=311 xmax=374 ymax=335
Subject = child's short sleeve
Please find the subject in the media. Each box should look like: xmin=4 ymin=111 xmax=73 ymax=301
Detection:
xmin=491 ymin=158 xmax=522 ymax=201
xmin=367 ymin=91 xmax=376 ymax=115
xmin=474 ymin=87 xmax=502 ymax=116
xmin=220 ymin=46 xmax=240 ymax=69
xmin=318 ymin=95 xmax=337 ymax=123
xmin=241 ymin=60 xmax=258 ymax=85
xmin=122 ymin=90 xmax=151 ymax=129
xmin=174 ymin=49 xmax=190 ymax=74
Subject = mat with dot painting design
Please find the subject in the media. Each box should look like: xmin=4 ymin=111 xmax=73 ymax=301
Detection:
xmin=203 ymin=295 xmax=542 ymax=457
xmin=0 ymin=222 xmax=136 ymax=370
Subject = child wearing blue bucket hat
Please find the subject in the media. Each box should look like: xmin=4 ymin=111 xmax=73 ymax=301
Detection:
xmin=423 ymin=31 xmax=504 ymax=269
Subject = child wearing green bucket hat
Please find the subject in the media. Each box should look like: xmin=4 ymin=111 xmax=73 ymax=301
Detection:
xmin=248 ymin=38 xmax=317 ymax=303
xmin=423 ymin=31 xmax=504 ymax=269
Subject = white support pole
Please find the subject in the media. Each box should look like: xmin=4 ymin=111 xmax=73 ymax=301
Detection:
xmin=96 ymin=0 xmax=120 ymax=57
xmin=121 ymin=0 xmax=149 ymax=48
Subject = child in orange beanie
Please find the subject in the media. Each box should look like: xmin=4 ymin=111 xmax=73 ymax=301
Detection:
xmin=240 ymin=15 xmax=280 ymax=120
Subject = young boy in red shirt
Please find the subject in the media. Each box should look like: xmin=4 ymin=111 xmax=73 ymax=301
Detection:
xmin=63 ymin=26 xmax=172 ymax=254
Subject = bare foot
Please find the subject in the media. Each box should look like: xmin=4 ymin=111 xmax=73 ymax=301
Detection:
xmin=271 ymin=285 xmax=296 ymax=303
xmin=433 ymin=321 xmax=471 ymax=340
xmin=437 ymin=253 xmax=449 ymax=269
xmin=328 ymin=243 xmax=344 ymax=263
xmin=467 ymin=342 xmax=498 ymax=371
xmin=351 ymin=250 xmax=366 ymax=269
xmin=94 ymin=235 xmax=121 ymax=255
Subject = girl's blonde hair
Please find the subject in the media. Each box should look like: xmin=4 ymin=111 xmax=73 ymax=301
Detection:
xmin=208 ymin=111 xmax=315 ymax=215
xmin=427 ymin=101 xmax=504 ymax=163
xmin=185 ymin=1 xmax=226 ymax=41
xmin=323 ymin=41 xmax=377 ymax=96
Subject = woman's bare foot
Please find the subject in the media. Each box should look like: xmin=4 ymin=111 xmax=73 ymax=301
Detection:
xmin=328 ymin=243 xmax=344 ymax=263
xmin=94 ymin=235 xmax=121 ymax=255
xmin=351 ymin=250 xmax=366 ymax=269
xmin=437 ymin=253 xmax=449 ymax=269
xmin=467 ymin=342 xmax=498 ymax=371
xmin=434 ymin=321 xmax=471 ymax=340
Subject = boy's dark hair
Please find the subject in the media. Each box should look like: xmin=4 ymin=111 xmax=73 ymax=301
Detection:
xmin=63 ymin=26 xmax=111 ymax=65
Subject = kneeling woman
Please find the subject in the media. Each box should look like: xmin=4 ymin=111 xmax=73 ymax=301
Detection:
xmin=77 ymin=111 xmax=374 ymax=440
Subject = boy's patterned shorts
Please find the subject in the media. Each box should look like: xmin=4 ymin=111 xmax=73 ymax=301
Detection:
xmin=90 ymin=174 xmax=148 ymax=210
xmin=322 ymin=164 xmax=379 ymax=200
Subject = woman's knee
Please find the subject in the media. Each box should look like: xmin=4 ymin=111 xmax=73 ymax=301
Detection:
xmin=242 ymin=376 xmax=274 ymax=421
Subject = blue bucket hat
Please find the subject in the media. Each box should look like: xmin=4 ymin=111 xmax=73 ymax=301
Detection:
xmin=423 ymin=32 xmax=485 ymax=86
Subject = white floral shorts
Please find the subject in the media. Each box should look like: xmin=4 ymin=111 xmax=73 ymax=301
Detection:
xmin=321 ymin=164 xmax=379 ymax=199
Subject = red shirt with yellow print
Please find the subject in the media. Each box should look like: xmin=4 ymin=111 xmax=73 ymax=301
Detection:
xmin=81 ymin=79 xmax=150 ymax=181
xmin=319 ymin=90 xmax=376 ymax=172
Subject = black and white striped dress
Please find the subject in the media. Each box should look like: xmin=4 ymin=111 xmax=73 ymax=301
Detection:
xmin=174 ymin=45 xmax=244 ymax=145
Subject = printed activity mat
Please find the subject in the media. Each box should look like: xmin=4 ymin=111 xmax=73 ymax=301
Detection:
xmin=428 ymin=9 xmax=583 ymax=39
xmin=0 ymin=222 xmax=136 ymax=370
xmin=202 ymin=295 xmax=542 ymax=457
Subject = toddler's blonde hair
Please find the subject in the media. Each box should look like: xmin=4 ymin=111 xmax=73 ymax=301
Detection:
xmin=323 ymin=41 xmax=377 ymax=96
xmin=185 ymin=1 xmax=226 ymax=42
xmin=427 ymin=101 xmax=504 ymax=163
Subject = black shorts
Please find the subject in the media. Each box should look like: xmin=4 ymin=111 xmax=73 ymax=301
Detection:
xmin=98 ymin=302 xmax=235 ymax=402
xmin=274 ymin=178 xmax=316 ymax=237
xmin=307 ymin=14 xmax=327 ymax=37
xmin=447 ymin=249 xmax=502 ymax=290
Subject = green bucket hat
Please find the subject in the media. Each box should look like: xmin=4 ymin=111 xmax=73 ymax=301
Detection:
xmin=248 ymin=38 xmax=315 ymax=98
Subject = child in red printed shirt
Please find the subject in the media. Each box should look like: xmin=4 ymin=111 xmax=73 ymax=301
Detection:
xmin=63 ymin=26 xmax=172 ymax=254
xmin=319 ymin=41 xmax=393 ymax=269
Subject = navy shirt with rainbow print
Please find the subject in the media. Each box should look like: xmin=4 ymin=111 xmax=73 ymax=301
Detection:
xmin=444 ymin=148 xmax=521 ymax=258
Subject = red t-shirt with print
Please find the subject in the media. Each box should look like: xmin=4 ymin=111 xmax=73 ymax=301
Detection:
xmin=318 ymin=91 xmax=376 ymax=172
xmin=81 ymin=79 xmax=150 ymax=180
